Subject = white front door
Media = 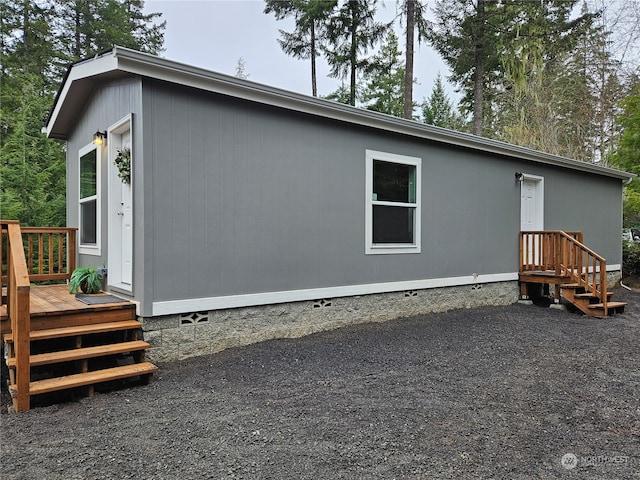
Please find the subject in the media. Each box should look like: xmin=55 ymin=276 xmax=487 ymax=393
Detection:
xmin=520 ymin=174 xmax=544 ymax=266
xmin=108 ymin=116 xmax=133 ymax=292
xmin=520 ymin=175 xmax=544 ymax=231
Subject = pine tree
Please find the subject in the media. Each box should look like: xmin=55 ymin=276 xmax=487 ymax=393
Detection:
xmin=57 ymin=0 xmax=165 ymax=63
xmin=0 ymin=0 xmax=165 ymax=227
xmin=1 ymin=0 xmax=66 ymax=226
xmin=489 ymin=2 xmax=617 ymax=162
xmin=611 ymin=83 xmax=640 ymax=227
xmin=360 ymin=31 xmax=407 ymax=118
xmin=428 ymin=0 xmax=503 ymax=135
xmin=264 ymin=0 xmax=337 ymax=97
xmin=400 ymin=0 xmax=428 ymax=119
xmin=323 ymin=0 xmax=389 ymax=106
xmin=421 ymin=73 xmax=465 ymax=130
xmin=235 ymin=57 xmax=249 ymax=79
xmin=428 ymin=0 xmax=596 ymax=138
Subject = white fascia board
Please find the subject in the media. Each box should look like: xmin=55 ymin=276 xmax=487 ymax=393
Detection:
xmin=46 ymin=53 xmax=120 ymax=137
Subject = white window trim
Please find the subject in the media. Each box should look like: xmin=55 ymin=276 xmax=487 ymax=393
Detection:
xmin=78 ymin=142 xmax=101 ymax=256
xmin=365 ymin=150 xmax=422 ymax=255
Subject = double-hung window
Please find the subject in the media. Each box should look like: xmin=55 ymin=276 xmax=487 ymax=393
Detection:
xmin=79 ymin=144 xmax=101 ymax=255
xmin=365 ymin=150 xmax=421 ymax=254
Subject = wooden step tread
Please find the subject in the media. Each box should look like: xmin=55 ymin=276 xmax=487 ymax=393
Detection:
xmin=10 ymin=362 xmax=158 ymax=396
xmin=3 ymin=320 xmax=142 ymax=343
xmin=6 ymin=340 xmax=150 ymax=368
xmin=574 ymin=292 xmax=614 ymax=299
xmin=589 ymin=302 xmax=627 ymax=309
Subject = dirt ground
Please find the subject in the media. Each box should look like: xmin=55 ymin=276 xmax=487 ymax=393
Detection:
xmin=1 ymin=288 xmax=639 ymax=479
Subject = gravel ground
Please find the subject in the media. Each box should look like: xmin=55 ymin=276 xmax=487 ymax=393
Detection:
xmin=1 ymin=288 xmax=639 ymax=479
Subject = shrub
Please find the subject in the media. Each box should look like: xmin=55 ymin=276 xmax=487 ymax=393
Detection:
xmin=622 ymin=240 xmax=640 ymax=278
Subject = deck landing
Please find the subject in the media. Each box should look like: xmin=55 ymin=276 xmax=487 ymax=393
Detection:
xmin=1 ymin=285 xmax=133 ymax=335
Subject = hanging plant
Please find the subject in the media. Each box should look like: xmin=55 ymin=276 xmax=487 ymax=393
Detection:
xmin=114 ymin=147 xmax=131 ymax=184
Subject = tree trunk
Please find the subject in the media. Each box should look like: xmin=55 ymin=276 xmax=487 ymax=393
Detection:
xmin=349 ymin=13 xmax=358 ymax=106
xmin=311 ymin=21 xmax=317 ymax=97
xmin=403 ymin=0 xmax=415 ymax=119
xmin=472 ymin=0 xmax=485 ymax=136
xmin=74 ymin=1 xmax=81 ymax=59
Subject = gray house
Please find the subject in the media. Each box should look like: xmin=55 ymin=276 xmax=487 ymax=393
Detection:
xmin=46 ymin=47 xmax=633 ymax=362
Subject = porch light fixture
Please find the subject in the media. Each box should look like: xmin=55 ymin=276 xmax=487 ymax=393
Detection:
xmin=93 ymin=130 xmax=107 ymax=145
xmin=515 ymin=172 xmax=524 ymax=182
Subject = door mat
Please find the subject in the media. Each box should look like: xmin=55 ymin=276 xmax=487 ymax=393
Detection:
xmin=75 ymin=294 xmax=127 ymax=305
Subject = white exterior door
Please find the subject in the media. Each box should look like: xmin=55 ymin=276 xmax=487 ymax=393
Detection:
xmin=520 ymin=175 xmax=544 ymax=231
xmin=520 ymin=175 xmax=544 ymax=266
xmin=108 ymin=116 xmax=133 ymax=292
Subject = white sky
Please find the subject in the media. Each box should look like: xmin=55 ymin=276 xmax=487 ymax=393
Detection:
xmin=144 ymin=0 xmax=454 ymax=106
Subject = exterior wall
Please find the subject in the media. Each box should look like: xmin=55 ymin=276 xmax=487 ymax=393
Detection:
xmin=139 ymin=79 xmax=623 ymax=317
xmin=66 ymin=77 xmax=143 ymax=296
xmin=142 ymin=281 xmax=519 ymax=362
xmin=539 ymin=168 xmax=622 ymax=261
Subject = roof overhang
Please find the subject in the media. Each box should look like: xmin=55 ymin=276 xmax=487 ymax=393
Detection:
xmin=47 ymin=46 xmax=635 ymax=182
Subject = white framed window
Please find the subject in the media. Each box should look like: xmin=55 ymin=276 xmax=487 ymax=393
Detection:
xmin=79 ymin=142 xmax=101 ymax=255
xmin=365 ymin=150 xmax=421 ymax=255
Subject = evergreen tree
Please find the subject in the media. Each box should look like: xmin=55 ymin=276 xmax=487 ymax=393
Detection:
xmin=428 ymin=0 xmax=502 ymax=135
xmin=264 ymin=0 xmax=337 ymax=97
xmin=235 ymin=57 xmax=249 ymax=79
xmin=421 ymin=73 xmax=465 ymax=130
xmin=488 ymin=2 xmax=619 ymax=163
xmin=428 ymin=0 xmax=595 ymax=138
xmin=323 ymin=83 xmax=353 ymax=105
xmin=400 ymin=0 xmax=428 ymax=119
xmin=323 ymin=0 xmax=389 ymax=106
xmin=610 ymin=83 xmax=640 ymax=227
xmin=1 ymin=0 xmax=66 ymax=226
xmin=57 ymin=0 xmax=165 ymax=63
xmin=360 ymin=31 xmax=406 ymax=117
xmin=0 ymin=0 xmax=165 ymax=227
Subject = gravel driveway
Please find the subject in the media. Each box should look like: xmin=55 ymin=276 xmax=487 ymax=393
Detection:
xmin=2 ymin=288 xmax=639 ymax=479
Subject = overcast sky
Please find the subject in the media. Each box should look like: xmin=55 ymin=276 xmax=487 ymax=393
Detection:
xmin=144 ymin=0 xmax=455 ymax=107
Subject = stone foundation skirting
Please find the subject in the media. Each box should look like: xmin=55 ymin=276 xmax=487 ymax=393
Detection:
xmin=141 ymin=281 xmax=519 ymax=363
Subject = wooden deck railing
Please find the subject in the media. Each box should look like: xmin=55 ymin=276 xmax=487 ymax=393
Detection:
xmin=520 ymin=230 xmax=608 ymax=314
xmin=1 ymin=226 xmax=76 ymax=284
xmin=519 ymin=230 xmax=583 ymax=273
xmin=1 ymin=220 xmax=31 ymax=412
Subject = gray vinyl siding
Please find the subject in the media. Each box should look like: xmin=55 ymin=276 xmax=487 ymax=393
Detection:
xmin=140 ymin=79 xmax=623 ymax=311
xmin=66 ymin=77 xmax=143 ymax=289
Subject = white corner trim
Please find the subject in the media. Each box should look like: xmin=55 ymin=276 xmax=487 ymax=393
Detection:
xmin=151 ymin=272 xmax=518 ymax=316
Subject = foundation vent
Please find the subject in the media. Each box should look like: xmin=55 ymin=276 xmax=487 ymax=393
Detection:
xmin=313 ymin=299 xmax=333 ymax=309
xmin=180 ymin=311 xmax=209 ymax=325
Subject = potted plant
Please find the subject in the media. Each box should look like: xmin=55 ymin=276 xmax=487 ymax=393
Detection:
xmin=69 ymin=266 xmax=104 ymax=294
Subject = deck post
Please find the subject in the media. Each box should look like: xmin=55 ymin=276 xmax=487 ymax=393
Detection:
xmin=3 ymin=221 xmax=31 ymax=412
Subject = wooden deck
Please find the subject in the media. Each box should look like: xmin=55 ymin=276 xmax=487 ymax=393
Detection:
xmin=519 ymin=231 xmax=626 ymax=316
xmin=2 ymin=221 xmax=156 ymax=412
xmin=1 ymin=284 xmax=134 ymax=335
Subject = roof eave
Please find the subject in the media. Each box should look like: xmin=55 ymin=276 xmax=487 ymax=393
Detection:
xmin=48 ymin=46 xmax=635 ymax=182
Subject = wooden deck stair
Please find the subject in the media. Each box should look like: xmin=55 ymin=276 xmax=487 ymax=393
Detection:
xmin=519 ymin=231 xmax=627 ymax=317
xmin=1 ymin=285 xmax=158 ymax=410
xmin=2 ymin=220 xmax=157 ymax=413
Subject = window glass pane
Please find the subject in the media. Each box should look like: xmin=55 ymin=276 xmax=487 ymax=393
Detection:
xmin=80 ymin=149 xmax=97 ymax=199
xmin=81 ymin=200 xmax=97 ymax=245
xmin=373 ymin=205 xmax=414 ymax=244
xmin=374 ymin=160 xmax=416 ymax=203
